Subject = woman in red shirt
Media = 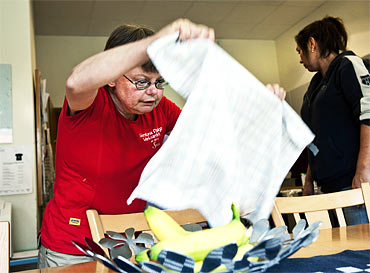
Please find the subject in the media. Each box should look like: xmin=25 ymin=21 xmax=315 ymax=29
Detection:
xmin=38 ymin=18 xmax=215 ymax=268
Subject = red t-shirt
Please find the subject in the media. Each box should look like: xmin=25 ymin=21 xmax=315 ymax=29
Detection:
xmin=40 ymin=87 xmax=181 ymax=254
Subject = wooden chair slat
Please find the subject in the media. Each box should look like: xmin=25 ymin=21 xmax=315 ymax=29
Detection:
xmin=271 ymin=182 xmax=370 ymax=230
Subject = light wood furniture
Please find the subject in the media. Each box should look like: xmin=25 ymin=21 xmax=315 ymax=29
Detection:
xmin=271 ymin=182 xmax=370 ymax=229
xmin=291 ymin=223 xmax=370 ymax=258
xmin=86 ymin=208 xmax=206 ymax=257
xmin=0 ymin=221 xmax=10 ymax=273
xmin=20 ymin=224 xmax=370 ymax=273
xmin=10 ymin=250 xmax=38 ymax=268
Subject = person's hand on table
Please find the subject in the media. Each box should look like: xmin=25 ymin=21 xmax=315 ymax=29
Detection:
xmin=352 ymin=166 xmax=370 ymax=189
xmin=352 ymin=168 xmax=369 ymax=210
xmin=303 ymin=180 xmax=314 ymax=196
xmin=302 ymin=169 xmax=314 ymax=196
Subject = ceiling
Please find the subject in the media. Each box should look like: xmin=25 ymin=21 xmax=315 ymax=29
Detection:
xmin=32 ymin=0 xmax=333 ymax=40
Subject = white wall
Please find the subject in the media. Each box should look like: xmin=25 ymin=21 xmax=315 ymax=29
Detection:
xmin=276 ymin=1 xmax=370 ymax=112
xmin=36 ymin=36 xmax=279 ymax=108
xmin=0 ymin=0 xmax=38 ymax=251
xmin=35 ymin=35 xmax=107 ymax=108
xmin=219 ymin=39 xmax=280 ymax=85
xmin=36 ymin=35 xmax=190 ymax=108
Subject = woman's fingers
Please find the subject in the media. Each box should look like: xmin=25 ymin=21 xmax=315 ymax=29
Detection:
xmin=177 ymin=19 xmax=215 ymax=41
xmin=266 ymin=83 xmax=286 ymax=100
xmin=157 ymin=18 xmax=215 ymax=42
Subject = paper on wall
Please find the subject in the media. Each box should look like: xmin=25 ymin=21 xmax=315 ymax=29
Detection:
xmin=0 ymin=145 xmax=33 ymax=195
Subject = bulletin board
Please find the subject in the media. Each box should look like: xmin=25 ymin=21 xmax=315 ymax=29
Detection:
xmin=0 ymin=64 xmax=12 ymax=143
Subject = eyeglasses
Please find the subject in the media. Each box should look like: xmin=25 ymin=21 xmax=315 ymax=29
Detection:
xmin=123 ymin=75 xmax=168 ymax=90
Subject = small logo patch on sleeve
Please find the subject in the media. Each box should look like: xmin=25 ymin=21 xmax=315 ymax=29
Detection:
xmin=361 ymin=74 xmax=370 ymax=86
xmin=69 ymin=218 xmax=81 ymax=226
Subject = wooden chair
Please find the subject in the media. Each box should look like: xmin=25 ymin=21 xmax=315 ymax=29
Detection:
xmin=86 ymin=208 xmax=206 ymax=257
xmin=271 ymin=182 xmax=370 ymax=230
xmin=0 ymin=221 xmax=10 ymax=273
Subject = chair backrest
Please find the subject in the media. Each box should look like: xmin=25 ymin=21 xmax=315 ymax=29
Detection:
xmin=0 ymin=221 xmax=10 ymax=273
xmin=271 ymin=182 xmax=370 ymax=229
xmin=86 ymin=208 xmax=206 ymax=257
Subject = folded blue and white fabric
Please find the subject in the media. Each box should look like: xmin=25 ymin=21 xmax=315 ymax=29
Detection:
xmin=128 ymin=34 xmax=314 ymax=227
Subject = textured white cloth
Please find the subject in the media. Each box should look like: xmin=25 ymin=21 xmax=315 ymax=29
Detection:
xmin=127 ymin=34 xmax=314 ymax=227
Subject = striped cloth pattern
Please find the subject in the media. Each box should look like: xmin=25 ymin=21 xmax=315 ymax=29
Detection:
xmin=127 ymin=33 xmax=314 ymax=227
xmin=157 ymin=250 xmax=195 ymax=272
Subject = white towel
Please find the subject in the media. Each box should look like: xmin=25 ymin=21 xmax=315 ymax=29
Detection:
xmin=127 ymin=34 xmax=314 ymax=227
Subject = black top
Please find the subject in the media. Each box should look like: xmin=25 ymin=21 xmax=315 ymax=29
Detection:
xmin=301 ymin=51 xmax=370 ymax=192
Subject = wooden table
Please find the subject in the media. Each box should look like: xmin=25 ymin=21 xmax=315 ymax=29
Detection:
xmin=291 ymin=223 xmax=370 ymax=258
xmin=21 ymin=224 xmax=370 ymax=273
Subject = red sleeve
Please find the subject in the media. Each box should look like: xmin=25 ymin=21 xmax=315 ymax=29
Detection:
xmin=60 ymin=87 xmax=107 ymax=128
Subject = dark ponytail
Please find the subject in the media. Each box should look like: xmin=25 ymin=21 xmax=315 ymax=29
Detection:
xmin=295 ymin=16 xmax=347 ymax=58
